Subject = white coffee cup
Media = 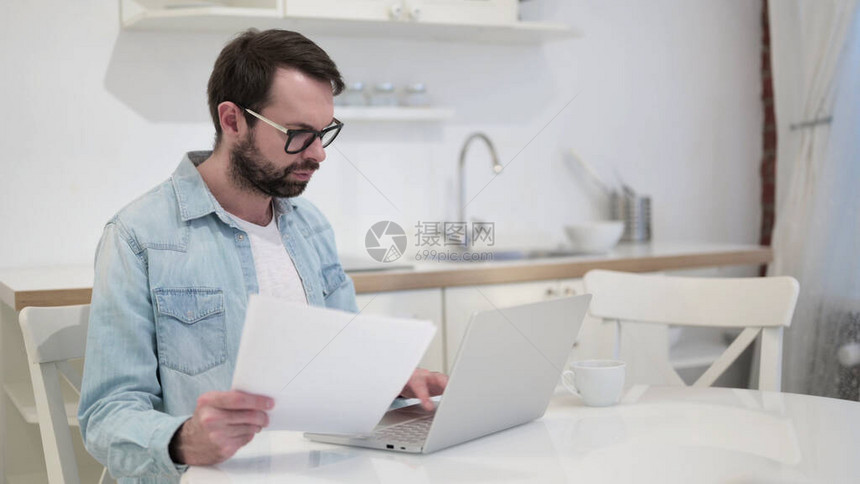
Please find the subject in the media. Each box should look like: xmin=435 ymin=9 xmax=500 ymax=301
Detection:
xmin=562 ymin=359 xmax=626 ymax=407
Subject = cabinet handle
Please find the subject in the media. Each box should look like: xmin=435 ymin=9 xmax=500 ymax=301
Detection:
xmin=409 ymin=5 xmax=422 ymax=20
xmin=545 ymin=288 xmax=558 ymax=298
xmin=563 ymin=286 xmax=577 ymax=296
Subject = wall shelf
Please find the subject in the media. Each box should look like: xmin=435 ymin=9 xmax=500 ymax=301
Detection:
xmin=120 ymin=2 xmax=579 ymax=44
xmin=335 ymin=106 xmax=454 ymax=122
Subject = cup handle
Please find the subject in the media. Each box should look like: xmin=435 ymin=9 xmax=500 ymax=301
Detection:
xmin=562 ymin=370 xmax=580 ymax=396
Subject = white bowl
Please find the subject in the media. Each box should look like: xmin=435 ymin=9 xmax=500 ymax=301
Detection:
xmin=564 ymin=221 xmax=624 ymax=253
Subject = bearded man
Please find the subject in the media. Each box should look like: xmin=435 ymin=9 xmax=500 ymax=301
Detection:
xmin=78 ymin=29 xmax=446 ymax=483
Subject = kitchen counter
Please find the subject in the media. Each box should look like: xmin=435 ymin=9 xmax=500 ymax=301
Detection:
xmin=352 ymin=242 xmax=771 ymax=292
xmin=0 ymin=242 xmax=771 ymax=309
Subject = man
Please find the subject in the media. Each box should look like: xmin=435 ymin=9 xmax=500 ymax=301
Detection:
xmin=78 ymin=29 xmax=447 ymax=482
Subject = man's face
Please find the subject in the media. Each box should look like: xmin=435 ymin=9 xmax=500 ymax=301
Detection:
xmin=229 ymin=68 xmax=335 ymax=198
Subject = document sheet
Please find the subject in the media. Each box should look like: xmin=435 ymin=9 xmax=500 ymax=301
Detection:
xmin=232 ymin=294 xmax=437 ymax=434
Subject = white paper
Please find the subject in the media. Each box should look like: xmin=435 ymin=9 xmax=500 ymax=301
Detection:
xmin=231 ymin=294 xmax=436 ymax=434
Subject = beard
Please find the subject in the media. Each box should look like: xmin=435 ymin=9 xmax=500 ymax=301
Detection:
xmin=229 ymin=133 xmax=319 ymax=198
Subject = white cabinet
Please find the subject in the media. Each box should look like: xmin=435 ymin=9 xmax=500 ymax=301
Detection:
xmin=404 ymin=0 xmax=519 ymax=25
xmin=120 ymin=0 xmax=578 ymax=44
xmin=135 ymin=0 xmax=518 ymax=24
xmin=334 ymin=106 xmax=455 ymax=123
xmin=397 ymin=0 xmax=519 ymax=25
xmin=287 ymin=0 xmax=519 ymax=24
xmin=355 ymin=288 xmax=445 ymax=372
xmin=286 ymin=0 xmax=400 ymax=21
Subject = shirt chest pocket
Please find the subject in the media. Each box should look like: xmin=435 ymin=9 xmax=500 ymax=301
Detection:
xmin=321 ymin=263 xmax=346 ymax=299
xmin=153 ymin=288 xmax=227 ymax=376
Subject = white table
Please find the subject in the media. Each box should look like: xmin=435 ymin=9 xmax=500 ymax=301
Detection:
xmin=183 ymin=385 xmax=860 ymax=484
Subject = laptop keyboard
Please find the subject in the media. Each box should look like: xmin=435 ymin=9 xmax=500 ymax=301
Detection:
xmin=373 ymin=416 xmax=434 ymax=444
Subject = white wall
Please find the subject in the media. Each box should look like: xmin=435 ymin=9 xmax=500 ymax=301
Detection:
xmin=0 ymin=0 xmax=762 ymax=269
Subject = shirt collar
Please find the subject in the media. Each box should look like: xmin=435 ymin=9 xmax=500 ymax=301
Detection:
xmin=273 ymin=197 xmax=296 ymax=217
xmin=171 ymin=151 xmax=297 ymax=223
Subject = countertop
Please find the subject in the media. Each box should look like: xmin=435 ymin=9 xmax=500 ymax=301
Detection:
xmin=347 ymin=242 xmax=771 ymax=293
xmin=0 ymin=242 xmax=771 ymax=310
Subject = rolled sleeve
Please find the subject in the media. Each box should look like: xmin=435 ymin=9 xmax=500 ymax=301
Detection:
xmin=149 ymin=414 xmax=190 ymax=476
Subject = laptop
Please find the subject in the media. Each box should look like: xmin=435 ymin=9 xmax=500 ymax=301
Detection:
xmin=305 ymin=294 xmax=591 ymax=454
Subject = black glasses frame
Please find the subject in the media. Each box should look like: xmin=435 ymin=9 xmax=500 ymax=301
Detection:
xmin=241 ymin=106 xmax=343 ymax=154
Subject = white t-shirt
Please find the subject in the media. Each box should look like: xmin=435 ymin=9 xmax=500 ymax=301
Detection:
xmin=231 ymin=213 xmax=308 ymax=305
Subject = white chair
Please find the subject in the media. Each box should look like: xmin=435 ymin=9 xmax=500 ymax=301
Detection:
xmin=583 ymin=270 xmax=800 ymax=391
xmin=19 ymin=304 xmax=112 ymax=484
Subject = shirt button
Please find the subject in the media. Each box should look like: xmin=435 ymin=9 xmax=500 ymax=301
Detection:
xmin=237 ymin=234 xmax=245 ymax=241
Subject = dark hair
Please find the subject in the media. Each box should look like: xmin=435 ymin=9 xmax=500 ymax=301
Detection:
xmin=207 ymin=29 xmax=344 ymax=147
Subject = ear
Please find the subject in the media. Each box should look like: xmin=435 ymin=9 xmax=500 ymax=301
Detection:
xmin=218 ymin=101 xmax=245 ymax=141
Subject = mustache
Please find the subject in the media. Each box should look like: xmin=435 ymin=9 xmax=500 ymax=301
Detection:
xmin=284 ymin=161 xmax=320 ymax=174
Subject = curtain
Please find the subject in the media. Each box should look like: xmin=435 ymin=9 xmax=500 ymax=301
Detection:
xmin=768 ymin=0 xmax=860 ymax=398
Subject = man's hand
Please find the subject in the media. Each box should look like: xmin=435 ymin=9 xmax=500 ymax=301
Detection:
xmin=169 ymin=390 xmax=274 ymax=466
xmin=400 ymin=368 xmax=448 ymax=411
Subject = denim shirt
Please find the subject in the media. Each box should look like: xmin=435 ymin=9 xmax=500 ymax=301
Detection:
xmin=78 ymin=152 xmax=358 ymax=483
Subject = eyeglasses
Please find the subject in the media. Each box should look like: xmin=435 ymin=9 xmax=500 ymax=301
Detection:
xmin=242 ymin=107 xmax=343 ymax=154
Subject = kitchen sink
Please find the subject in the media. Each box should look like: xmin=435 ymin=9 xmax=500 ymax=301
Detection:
xmin=418 ymin=247 xmax=585 ymax=263
xmin=341 ymin=247 xmax=588 ymax=272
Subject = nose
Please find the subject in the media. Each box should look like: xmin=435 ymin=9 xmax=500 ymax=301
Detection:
xmin=303 ymin=135 xmax=327 ymax=163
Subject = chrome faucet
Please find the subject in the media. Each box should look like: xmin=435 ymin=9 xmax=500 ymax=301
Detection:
xmin=458 ymin=132 xmax=503 ymax=247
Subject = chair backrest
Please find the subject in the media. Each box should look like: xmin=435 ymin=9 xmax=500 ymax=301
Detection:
xmin=583 ymin=270 xmax=800 ymax=391
xmin=19 ymin=304 xmax=90 ymax=484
